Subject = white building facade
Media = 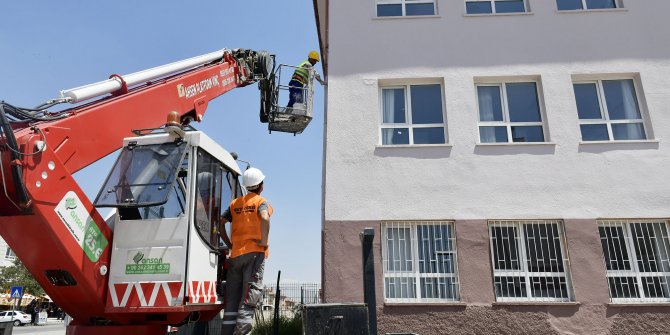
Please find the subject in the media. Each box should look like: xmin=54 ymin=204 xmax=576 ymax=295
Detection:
xmin=315 ymin=0 xmax=670 ymax=333
xmin=0 ymin=238 xmax=16 ymax=267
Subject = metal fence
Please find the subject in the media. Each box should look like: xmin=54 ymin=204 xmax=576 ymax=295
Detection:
xmin=260 ymin=282 xmax=321 ymax=316
xmin=171 ymin=283 xmax=321 ymax=334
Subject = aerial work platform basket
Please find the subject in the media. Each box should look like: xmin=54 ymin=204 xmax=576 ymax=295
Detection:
xmin=259 ymin=64 xmax=314 ymax=135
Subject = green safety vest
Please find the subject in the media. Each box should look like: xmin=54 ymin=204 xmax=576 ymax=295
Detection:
xmin=291 ymin=60 xmax=310 ymax=85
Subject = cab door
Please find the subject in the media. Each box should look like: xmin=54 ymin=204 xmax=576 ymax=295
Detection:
xmin=185 ymin=148 xmax=238 ymax=305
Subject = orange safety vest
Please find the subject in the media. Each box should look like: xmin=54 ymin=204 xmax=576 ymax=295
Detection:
xmin=229 ymin=193 xmax=273 ymax=258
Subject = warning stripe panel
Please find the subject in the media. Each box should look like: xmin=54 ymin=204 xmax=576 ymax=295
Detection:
xmin=108 ymin=281 xmax=183 ymax=308
xmin=187 ymin=281 xmax=217 ymax=304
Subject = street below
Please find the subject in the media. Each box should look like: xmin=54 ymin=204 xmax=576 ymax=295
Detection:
xmin=12 ymin=319 xmax=64 ymax=335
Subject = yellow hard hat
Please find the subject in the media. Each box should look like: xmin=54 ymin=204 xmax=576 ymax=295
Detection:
xmin=308 ymin=50 xmax=320 ymax=62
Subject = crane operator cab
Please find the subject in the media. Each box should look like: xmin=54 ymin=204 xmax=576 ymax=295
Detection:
xmin=93 ymin=128 xmax=239 ymax=319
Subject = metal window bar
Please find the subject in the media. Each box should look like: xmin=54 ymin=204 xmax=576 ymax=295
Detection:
xmin=599 ymin=220 xmax=670 ymax=303
xmin=382 ymin=221 xmax=460 ymax=303
xmin=489 ymin=220 xmax=573 ymax=302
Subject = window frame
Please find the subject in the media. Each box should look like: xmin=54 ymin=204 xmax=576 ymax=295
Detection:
xmin=598 ymin=219 xmax=670 ymax=303
xmin=475 ymin=80 xmax=547 ymax=144
xmin=376 ymin=0 xmax=437 ymax=17
xmin=573 ymin=78 xmax=648 ymax=142
xmin=379 ymin=83 xmax=448 ymax=146
xmin=465 ymin=0 xmax=529 ymax=14
xmin=556 ymin=0 xmax=621 ymax=11
xmin=488 ymin=220 xmax=575 ymax=302
xmin=381 ymin=221 xmax=460 ymax=303
xmin=4 ymin=247 xmax=16 ymax=261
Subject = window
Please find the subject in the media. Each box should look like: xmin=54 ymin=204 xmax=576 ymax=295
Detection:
xmin=377 ymin=0 xmax=436 ymax=17
xmin=194 ymin=149 xmax=237 ymax=250
xmin=380 ymin=84 xmax=446 ymax=145
xmin=4 ymin=247 xmax=16 ymax=261
xmin=573 ymin=79 xmax=647 ymax=141
xmin=476 ymin=81 xmax=546 ymax=143
xmin=557 ymin=0 xmax=619 ymax=10
xmin=382 ymin=221 xmax=459 ymax=302
xmin=599 ymin=220 xmax=670 ymax=303
xmin=465 ymin=0 xmax=527 ymax=14
xmin=489 ymin=220 xmax=573 ymax=302
xmin=94 ymin=142 xmax=188 ymax=208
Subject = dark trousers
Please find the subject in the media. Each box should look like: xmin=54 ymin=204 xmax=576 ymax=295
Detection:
xmin=221 ymin=252 xmax=265 ymax=335
xmin=287 ymin=79 xmax=305 ymax=108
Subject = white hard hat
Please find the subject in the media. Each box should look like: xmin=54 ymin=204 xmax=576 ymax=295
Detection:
xmin=243 ymin=167 xmax=265 ymax=189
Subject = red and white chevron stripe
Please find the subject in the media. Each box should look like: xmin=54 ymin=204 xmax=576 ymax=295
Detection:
xmin=109 ymin=281 xmax=183 ymax=308
xmin=188 ymin=281 xmax=217 ymax=304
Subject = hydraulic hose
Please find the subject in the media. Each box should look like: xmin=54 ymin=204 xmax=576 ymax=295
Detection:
xmin=0 ymin=102 xmax=31 ymax=210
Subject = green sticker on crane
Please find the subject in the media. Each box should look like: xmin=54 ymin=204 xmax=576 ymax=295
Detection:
xmin=83 ymin=220 xmax=107 ymax=262
xmin=55 ymin=191 xmax=108 ymax=262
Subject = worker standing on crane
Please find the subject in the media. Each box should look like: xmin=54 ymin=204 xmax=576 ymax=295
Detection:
xmin=219 ymin=167 xmax=273 ymax=335
xmin=287 ymin=50 xmax=325 ymax=109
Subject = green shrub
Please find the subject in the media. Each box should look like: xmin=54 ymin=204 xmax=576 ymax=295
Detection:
xmin=251 ymin=313 xmax=302 ymax=335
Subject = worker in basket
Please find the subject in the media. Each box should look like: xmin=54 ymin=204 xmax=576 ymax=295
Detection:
xmin=287 ymin=50 xmax=325 ymax=111
xmin=219 ymin=167 xmax=273 ymax=335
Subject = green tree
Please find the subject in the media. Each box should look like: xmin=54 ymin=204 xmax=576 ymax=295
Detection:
xmin=0 ymin=258 xmax=45 ymax=297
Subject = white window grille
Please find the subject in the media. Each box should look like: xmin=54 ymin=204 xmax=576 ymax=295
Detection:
xmin=377 ymin=0 xmax=436 ymax=17
xmin=476 ymin=81 xmax=547 ymax=143
xmin=557 ymin=0 xmax=620 ymax=11
xmin=488 ymin=220 xmax=574 ymax=302
xmin=465 ymin=0 xmax=528 ymax=14
xmin=599 ymin=220 xmax=670 ymax=303
xmin=573 ymin=79 xmax=647 ymax=141
xmin=380 ymin=84 xmax=447 ymax=145
xmin=4 ymin=247 xmax=16 ymax=261
xmin=382 ymin=221 xmax=459 ymax=302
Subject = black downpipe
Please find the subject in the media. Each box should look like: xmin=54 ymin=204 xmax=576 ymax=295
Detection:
xmin=0 ymin=102 xmax=31 ymax=210
xmin=361 ymin=228 xmax=378 ymax=335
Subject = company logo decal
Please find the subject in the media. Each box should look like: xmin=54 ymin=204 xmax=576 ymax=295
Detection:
xmin=54 ymin=192 xmax=108 ymax=262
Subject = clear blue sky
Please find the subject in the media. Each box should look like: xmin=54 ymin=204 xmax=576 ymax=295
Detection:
xmin=0 ymin=1 xmax=323 ymax=283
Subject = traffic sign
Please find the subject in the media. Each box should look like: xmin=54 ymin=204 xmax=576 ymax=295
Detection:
xmin=10 ymin=286 xmax=23 ymax=299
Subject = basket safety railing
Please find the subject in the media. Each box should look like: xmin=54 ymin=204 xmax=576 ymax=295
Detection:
xmin=267 ymin=64 xmax=314 ymax=135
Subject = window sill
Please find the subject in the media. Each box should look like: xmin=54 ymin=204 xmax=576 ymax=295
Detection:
xmin=373 ymin=15 xmax=441 ymax=20
xmin=464 ymin=12 xmax=533 ymax=17
xmin=493 ymin=301 xmax=581 ymax=306
xmin=556 ymin=8 xmax=628 ymax=14
xmin=384 ymin=302 xmax=465 ymax=307
xmin=376 ymin=144 xmax=453 ymax=148
xmin=579 ymin=139 xmax=659 ymax=145
xmin=475 ymin=142 xmax=556 ymax=147
xmin=607 ymin=303 xmax=670 ymax=307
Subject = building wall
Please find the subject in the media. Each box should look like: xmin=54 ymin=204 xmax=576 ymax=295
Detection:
xmin=0 ymin=237 xmax=15 ymax=267
xmin=323 ymin=219 xmax=670 ymax=334
xmin=322 ymin=0 xmax=670 ymax=333
xmin=324 ymin=0 xmax=670 ymax=222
